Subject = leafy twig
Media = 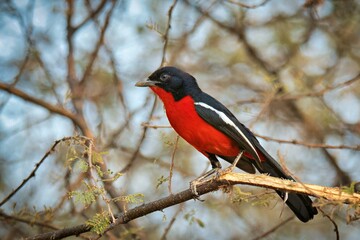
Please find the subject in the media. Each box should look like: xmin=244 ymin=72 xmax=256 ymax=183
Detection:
xmin=0 ymin=136 xmax=85 ymax=207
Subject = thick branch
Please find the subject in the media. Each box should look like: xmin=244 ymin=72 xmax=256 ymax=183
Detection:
xmin=26 ymin=173 xmax=359 ymax=240
xmin=219 ymin=173 xmax=360 ymax=204
xmin=0 ymin=82 xmax=89 ymax=135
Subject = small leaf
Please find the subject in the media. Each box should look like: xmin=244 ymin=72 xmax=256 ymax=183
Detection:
xmin=184 ymin=210 xmax=205 ymax=228
xmin=231 ymin=187 xmax=252 ymax=203
xmin=91 ymin=151 xmax=108 ymax=165
xmin=342 ymin=182 xmax=356 ymax=194
xmin=68 ymin=183 xmax=103 ymax=207
xmin=86 ymin=211 xmax=111 ymax=235
xmin=156 ymin=175 xmax=169 ymax=189
xmin=77 ymin=159 xmax=89 ymax=173
xmin=195 ymin=218 xmax=205 ymax=228
xmin=113 ymin=193 xmax=144 ymax=204
xmin=68 ymin=190 xmax=96 ymax=206
xmin=95 ymin=165 xmax=103 ymax=177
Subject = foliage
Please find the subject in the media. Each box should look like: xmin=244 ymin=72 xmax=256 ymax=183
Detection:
xmin=68 ymin=183 xmax=104 ymax=208
xmin=156 ymin=175 xmax=169 ymax=189
xmin=86 ymin=211 xmax=111 ymax=235
xmin=230 ymin=187 xmax=277 ymax=207
xmin=113 ymin=193 xmax=145 ymax=204
xmin=184 ymin=209 xmax=205 ymax=228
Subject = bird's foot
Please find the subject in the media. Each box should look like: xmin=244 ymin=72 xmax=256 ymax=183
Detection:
xmin=190 ymin=168 xmax=221 ymax=199
xmin=218 ymin=151 xmax=244 ymax=176
xmin=189 ymin=152 xmax=244 ymax=199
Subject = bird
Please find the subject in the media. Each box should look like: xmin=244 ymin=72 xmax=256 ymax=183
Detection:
xmin=135 ymin=66 xmax=318 ymax=222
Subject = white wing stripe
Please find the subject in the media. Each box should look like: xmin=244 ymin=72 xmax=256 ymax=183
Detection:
xmin=194 ymin=102 xmax=259 ymax=159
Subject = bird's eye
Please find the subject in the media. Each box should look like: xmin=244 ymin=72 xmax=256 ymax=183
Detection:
xmin=160 ymin=74 xmax=170 ymax=81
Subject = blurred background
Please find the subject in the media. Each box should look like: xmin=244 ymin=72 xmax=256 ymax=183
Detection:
xmin=0 ymin=0 xmax=360 ymax=239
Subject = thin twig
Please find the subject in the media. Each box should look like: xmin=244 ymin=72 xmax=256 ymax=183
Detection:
xmin=72 ymin=0 xmax=107 ymax=32
xmin=119 ymin=96 xmax=158 ymax=174
xmin=0 ymin=136 xmax=78 ymax=207
xmin=168 ymin=135 xmax=179 ymax=194
xmin=0 ymin=82 xmax=92 ymax=138
xmin=79 ymin=0 xmax=116 ymax=85
xmin=160 ymin=205 xmax=182 ymax=240
xmin=255 ymin=133 xmax=360 ymax=150
xmin=234 ymin=73 xmax=360 ymax=105
xmin=0 ymin=211 xmax=59 ymax=231
xmin=251 ymin=216 xmax=295 ymax=240
xmin=86 ymin=139 xmax=116 ymax=223
xmin=318 ymin=208 xmax=340 ymax=240
xmin=226 ymin=0 xmax=270 ymax=9
xmin=160 ymin=0 xmax=178 ymax=66
xmin=141 ymin=123 xmax=172 ymax=129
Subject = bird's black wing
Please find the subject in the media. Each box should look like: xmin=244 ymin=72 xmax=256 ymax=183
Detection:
xmin=193 ymin=93 xmax=263 ymax=170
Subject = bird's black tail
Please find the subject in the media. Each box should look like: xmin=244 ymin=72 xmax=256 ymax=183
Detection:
xmin=253 ymin=144 xmax=318 ymax=222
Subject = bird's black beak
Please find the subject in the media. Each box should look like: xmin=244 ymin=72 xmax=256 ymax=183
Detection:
xmin=135 ymin=78 xmax=159 ymax=87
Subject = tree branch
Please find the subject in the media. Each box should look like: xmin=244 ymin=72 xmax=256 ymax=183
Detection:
xmin=226 ymin=0 xmax=270 ymax=9
xmin=219 ymin=173 xmax=359 ymax=204
xmin=0 ymin=136 xmax=83 ymax=207
xmin=160 ymin=0 xmax=178 ymax=66
xmin=73 ymin=0 xmax=107 ymax=32
xmin=0 ymin=210 xmax=58 ymax=231
xmin=79 ymin=0 xmax=116 ymax=85
xmin=0 ymin=83 xmax=89 ymax=136
xmin=254 ymin=133 xmax=360 ymax=150
xmin=26 ymin=172 xmax=360 ymax=240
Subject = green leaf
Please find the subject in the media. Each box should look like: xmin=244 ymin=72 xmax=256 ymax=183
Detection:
xmin=250 ymin=195 xmax=276 ymax=207
xmin=68 ymin=183 xmax=103 ymax=207
xmin=86 ymin=211 xmax=111 ymax=235
xmin=95 ymin=164 xmax=103 ymax=177
xmin=91 ymin=151 xmax=108 ymax=165
xmin=156 ymin=175 xmax=169 ymax=189
xmin=342 ymin=182 xmax=356 ymax=194
xmin=68 ymin=190 xmax=96 ymax=206
xmin=102 ymin=172 xmax=123 ymax=182
xmin=65 ymin=146 xmax=80 ymax=169
xmin=162 ymin=214 xmax=167 ymax=222
xmin=76 ymin=159 xmax=89 ymax=173
xmin=184 ymin=209 xmax=205 ymax=228
xmin=195 ymin=218 xmax=205 ymax=228
xmin=113 ymin=193 xmax=144 ymax=204
xmin=231 ymin=187 xmax=252 ymax=203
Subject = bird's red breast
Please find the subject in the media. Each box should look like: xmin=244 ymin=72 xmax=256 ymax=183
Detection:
xmin=151 ymin=87 xmax=241 ymax=157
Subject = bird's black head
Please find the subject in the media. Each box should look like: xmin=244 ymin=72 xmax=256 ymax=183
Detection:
xmin=135 ymin=66 xmax=202 ymax=101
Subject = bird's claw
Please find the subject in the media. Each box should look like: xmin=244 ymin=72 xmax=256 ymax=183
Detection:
xmin=189 ymin=152 xmax=244 ymax=199
xmin=189 ymin=167 xmax=221 ymax=200
xmin=190 ymin=180 xmax=204 ymax=201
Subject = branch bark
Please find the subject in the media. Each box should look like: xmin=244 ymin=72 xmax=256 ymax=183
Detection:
xmin=26 ymin=172 xmax=360 ymax=240
xmin=219 ymin=173 xmax=359 ymax=204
